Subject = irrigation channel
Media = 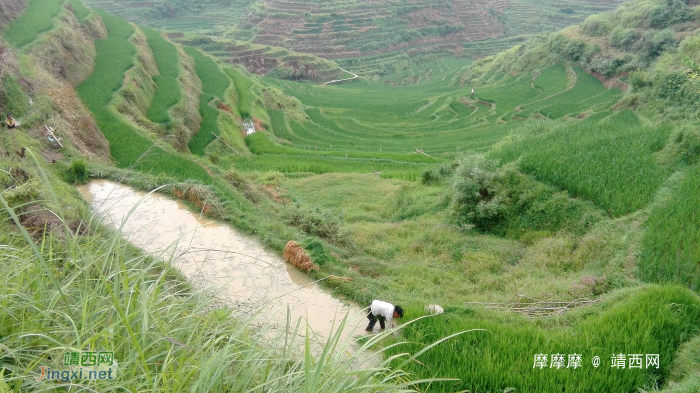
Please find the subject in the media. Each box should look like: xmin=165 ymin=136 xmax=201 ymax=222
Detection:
xmin=78 ymin=180 xmax=373 ymax=351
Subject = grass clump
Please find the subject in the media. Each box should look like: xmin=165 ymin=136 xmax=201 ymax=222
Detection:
xmin=386 ymin=286 xmax=700 ymax=393
xmin=65 ymin=158 xmax=89 ymax=184
xmin=183 ymin=46 xmax=230 ymax=156
xmin=2 ymin=0 xmax=63 ymax=48
xmin=142 ymin=27 xmax=180 ymax=124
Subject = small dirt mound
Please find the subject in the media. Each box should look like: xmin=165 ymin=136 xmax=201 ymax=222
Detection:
xmin=283 ymin=240 xmax=319 ymax=272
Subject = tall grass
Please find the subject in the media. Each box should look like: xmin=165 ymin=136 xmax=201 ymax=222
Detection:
xmin=491 ymin=111 xmax=671 ymax=216
xmin=183 ymin=47 xmax=230 ymax=156
xmin=76 ymin=11 xmax=211 ymax=182
xmin=2 ymin=0 xmax=63 ymax=48
xmin=386 ymin=286 xmax=700 ymax=393
xmin=142 ymin=27 xmax=180 ymax=124
xmin=640 ymin=165 xmax=700 ymax=291
xmin=0 ymin=173 xmax=455 ymax=392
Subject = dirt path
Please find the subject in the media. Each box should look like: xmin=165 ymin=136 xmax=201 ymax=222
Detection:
xmin=78 ymin=180 xmax=370 ymax=348
xmin=322 ymin=68 xmax=359 ymax=85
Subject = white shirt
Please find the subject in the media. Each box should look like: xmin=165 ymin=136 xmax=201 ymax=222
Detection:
xmin=370 ymin=299 xmax=395 ymax=323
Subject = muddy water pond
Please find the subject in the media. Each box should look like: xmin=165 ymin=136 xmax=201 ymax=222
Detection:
xmin=78 ymin=180 xmax=369 ymax=348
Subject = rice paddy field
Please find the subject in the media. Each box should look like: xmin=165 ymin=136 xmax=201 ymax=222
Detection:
xmin=2 ymin=0 xmax=64 ymax=47
xmin=76 ymin=10 xmax=212 ymax=182
xmin=142 ymin=26 xmax=181 ymax=124
xmin=6 ymin=0 xmax=700 ymax=392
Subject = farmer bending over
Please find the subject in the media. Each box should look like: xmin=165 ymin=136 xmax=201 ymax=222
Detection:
xmin=366 ymin=299 xmax=403 ymax=332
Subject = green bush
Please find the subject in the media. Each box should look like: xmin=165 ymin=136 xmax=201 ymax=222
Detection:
xmin=450 ymin=154 xmax=603 ymax=236
xmin=581 ymin=14 xmax=613 ymax=36
xmin=283 ymin=203 xmax=344 ymax=242
xmin=610 ymin=27 xmax=639 ymax=50
xmin=420 ymin=168 xmax=440 ymax=185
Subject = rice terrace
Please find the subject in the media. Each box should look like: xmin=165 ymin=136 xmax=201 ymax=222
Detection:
xmin=1 ymin=0 xmax=700 ymax=392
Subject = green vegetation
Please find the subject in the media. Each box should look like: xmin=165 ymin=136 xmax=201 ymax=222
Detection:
xmin=490 ymin=111 xmax=671 ymax=216
xmin=387 ymin=286 xmax=700 ymax=393
xmin=640 ymin=164 xmax=700 ymax=291
xmin=76 ymin=11 xmax=211 ymax=182
xmin=183 ymin=46 xmax=229 ymax=155
xmin=225 ymin=66 xmax=254 ymax=118
xmin=69 ymin=0 xmax=91 ymax=21
xmin=7 ymin=0 xmax=700 ymax=392
xmin=0 ymin=172 xmax=447 ymax=392
xmin=3 ymin=0 xmax=63 ymax=48
xmin=142 ymin=27 xmax=180 ymax=124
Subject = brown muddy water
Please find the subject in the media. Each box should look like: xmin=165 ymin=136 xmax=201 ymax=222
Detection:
xmin=77 ymin=180 xmax=372 ymax=349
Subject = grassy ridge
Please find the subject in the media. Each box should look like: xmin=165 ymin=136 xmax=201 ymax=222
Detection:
xmin=183 ymin=46 xmax=230 ymax=156
xmin=491 ymin=111 xmax=671 ymax=216
xmin=387 ymin=286 xmax=700 ymax=393
xmin=76 ymin=11 xmax=210 ymax=182
xmin=640 ymin=165 xmax=700 ymax=291
xmin=142 ymin=27 xmax=180 ymax=124
xmin=3 ymin=0 xmax=64 ymax=48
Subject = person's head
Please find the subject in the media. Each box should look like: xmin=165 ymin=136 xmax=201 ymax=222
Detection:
xmin=393 ymin=305 xmax=404 ymax=319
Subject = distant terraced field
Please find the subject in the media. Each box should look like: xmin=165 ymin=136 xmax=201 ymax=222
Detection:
xmin=261 ymin=59 xmax=624 ymax=169
xmin=84 ymin=0 xmax=620 ymax=79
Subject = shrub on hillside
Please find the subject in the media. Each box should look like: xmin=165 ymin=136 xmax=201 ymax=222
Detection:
xmin=610 ymin=27 xmax=640 ymax=50
xmin=582 ymin=14 xmax=614 ymax=36
xmin=283 ymin=203 xmax=345 ymax=242
xmin=450 ymin=154 xmax=602 ymax=236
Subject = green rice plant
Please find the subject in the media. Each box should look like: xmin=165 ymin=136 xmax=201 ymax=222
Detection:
xmin=225 ymin=66 xmax=254 ymax=118
xmin=2 ymin=0 xmax=63 ymax=48
xmin=234 ymin=154 xmax=424 ymax=181
xmin=490 ymin=111 xmax=671 ymax=216
xmin=640 ymin=165 xmax=700 ymax=291
xmin=142 ymin=27 xmax=180 ymax=124
xmin=385 ymin=286 xmax=700 ymax=393
xmin=183 ymin=46 xmax=230 ymax=156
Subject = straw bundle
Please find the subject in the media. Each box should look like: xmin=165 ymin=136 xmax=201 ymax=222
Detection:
xmin=283 ymin=241 xmax=319 ymax=272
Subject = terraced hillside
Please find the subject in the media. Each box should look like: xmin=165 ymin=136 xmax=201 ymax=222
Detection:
xmin=83 ymin=0 xmax=620 ymax=79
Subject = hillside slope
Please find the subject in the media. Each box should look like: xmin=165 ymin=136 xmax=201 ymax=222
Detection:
xmin=82 ymin=0 xmax=621 ymax=79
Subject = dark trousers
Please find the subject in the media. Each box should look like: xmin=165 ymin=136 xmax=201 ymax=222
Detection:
xmin=366 ymin=311 xmax=386 ymax=330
